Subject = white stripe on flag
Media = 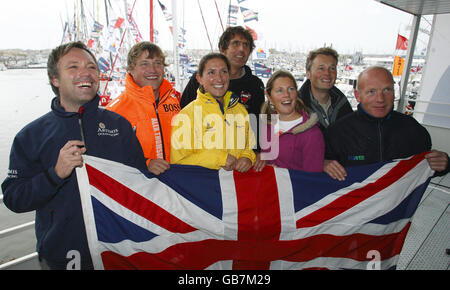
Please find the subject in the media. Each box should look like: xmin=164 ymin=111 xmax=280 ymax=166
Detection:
xmin=219 ymin=169 xmax=239 ymax=241
xmin=270 ymin=254 xmax=399 ymax=270
xmin=273 ymin=168 xmax=296 ymax=241
xmin=76 ymin=158 xmax=104 ymax=270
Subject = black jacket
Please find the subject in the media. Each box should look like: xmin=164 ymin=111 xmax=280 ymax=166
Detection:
xmin=325 ymin=104 xmax=450 ymax=176
xmin=298 ymin=79 xmax=353 ymax=133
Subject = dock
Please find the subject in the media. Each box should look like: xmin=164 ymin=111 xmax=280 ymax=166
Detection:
xmin=397 ymin=173 xmax=450 ymax=269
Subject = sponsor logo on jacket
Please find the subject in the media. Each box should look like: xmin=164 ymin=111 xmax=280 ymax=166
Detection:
xmin=97 ymin=122 xmax=119 ymax=137
xmin=7 ymin=169 xmax=18 ymax=179
xmin=240 ymin=90 xmax=252 ymax=105
xmin=162 ymin=103 xmax=181 ymax=113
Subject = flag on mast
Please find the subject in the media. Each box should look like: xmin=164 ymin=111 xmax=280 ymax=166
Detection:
xmin=395 ymin=34 xmax=408 ymax=50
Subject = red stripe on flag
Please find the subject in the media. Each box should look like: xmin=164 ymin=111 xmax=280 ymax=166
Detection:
xmin=282 ymin=222 xmax=411 ymax=264
xmin=86 ymin=164 xmax=197 ymax=234
xmin=100 ymin=222 xmax=410 ymax=269
xmin=232 ymin=166 xmax=281 ymax=270
xmin=296 ymin=153 xmax=427 ymax=228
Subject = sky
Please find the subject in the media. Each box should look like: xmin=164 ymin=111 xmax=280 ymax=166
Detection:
xmin=0 ymin=0 xmax=431 ymax=54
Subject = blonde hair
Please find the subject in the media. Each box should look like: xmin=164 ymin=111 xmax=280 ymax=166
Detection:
xmin=127 ymin=41 xmax=167 ymax=71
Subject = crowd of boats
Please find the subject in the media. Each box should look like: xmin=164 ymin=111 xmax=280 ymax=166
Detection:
xmin=0 ymin=47 xmax=425 ymax=113
xmin=173 ymin=48 xmax=425 ymax=111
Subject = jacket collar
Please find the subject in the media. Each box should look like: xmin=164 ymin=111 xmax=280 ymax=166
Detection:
xmin=240 ymin=65 xmax=252 ymax=80
xmin=51 ymin=94 xmax=100 ymax=117
xmin=290 ymin=112 xmax=319 ymax=135
xmin=270 ymin=111 xmax=318 ymax=135
xmin=356 ymin=103 xmax=393 ymax=122
xmin=196 ymin=89 xmax=240 ymax=111
xmin=299 ymin=79 xmax=346 ymax=107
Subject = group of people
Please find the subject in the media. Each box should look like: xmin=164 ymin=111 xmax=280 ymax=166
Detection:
xmin=2 ymin=26 xmax=449 ymax=270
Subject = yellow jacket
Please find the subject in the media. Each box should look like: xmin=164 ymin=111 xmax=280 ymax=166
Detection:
xmin=171 ymin=89 xmax=256 ymax=170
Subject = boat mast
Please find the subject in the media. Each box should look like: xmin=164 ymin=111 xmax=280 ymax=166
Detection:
xmin=104 ymin=0 xmax=110 ymax=25
xmin=172 ymin=0 xmax=180 ymax=91
xmin=104 ymin=0 xmax=114 ymax=66
xmin=197 ymin=0 xmax=213 ymax=50
xmin=150 ymin=0 xmax=154 ymax=42
xmin=214 ymin=0 xmax=224 ymax=33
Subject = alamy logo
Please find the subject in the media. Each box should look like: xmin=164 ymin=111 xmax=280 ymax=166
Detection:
xmin=97 ymin=122 xmax=119 ymax=137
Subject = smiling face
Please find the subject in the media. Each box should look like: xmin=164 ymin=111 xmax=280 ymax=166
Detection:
xmin=268 ymin=76 xmax=301 ymax=121
xmin=355 ymin=67 xmax=395 ymax=118
xmin=196 ymin=57 xmax=230 ymax=101
xmin=220 ymin=34 xmax=251 ymax=71
xmin=50 ymin=47 xmax=99 ymax=112
xmin=129 ymin=50 xmax=165 ymax=91
xmin=306 ymin=54 xmax=337 ymax=93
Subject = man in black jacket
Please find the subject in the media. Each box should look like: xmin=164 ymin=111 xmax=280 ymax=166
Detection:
xmin=324 ymin=66 xmax=449 ymax=181
xmin=298 ymin=47 xmax=353 ymax=133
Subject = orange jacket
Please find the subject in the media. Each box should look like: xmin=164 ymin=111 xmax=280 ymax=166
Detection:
xmin=106 ymin=73 xmax=181 ymax=164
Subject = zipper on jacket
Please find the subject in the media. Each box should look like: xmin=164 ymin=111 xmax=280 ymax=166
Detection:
xmin=215 ymin=99 xmax=231 ymax=126
xmin=377 ymin=121 xmax=383 ymax=162
xmin=153 ymin=103 xmax=166 ymax=160
xmin=78 ymin=106 xmax=87 ymax=152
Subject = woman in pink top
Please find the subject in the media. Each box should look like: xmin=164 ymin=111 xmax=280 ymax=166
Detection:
xmin=254 ymin=70 xmax=325 ymax=172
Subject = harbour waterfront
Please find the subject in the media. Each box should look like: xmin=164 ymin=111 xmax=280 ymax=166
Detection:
xmin=0 ymin=69 xmax=53 ymax=264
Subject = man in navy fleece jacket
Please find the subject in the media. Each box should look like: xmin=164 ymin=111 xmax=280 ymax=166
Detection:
xmin=2 ymin=42 xmax=146 ymax=270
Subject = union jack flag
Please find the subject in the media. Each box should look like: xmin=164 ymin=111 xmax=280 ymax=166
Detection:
xmin=76 ymin=153 xmax=433 ymax=270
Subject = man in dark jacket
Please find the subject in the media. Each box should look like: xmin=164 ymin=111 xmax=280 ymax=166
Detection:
xmin=1 ymin=42 xmax=147 ymax=270
xmin=298 ymin=47 xmax=353 ymax=133
xmin=324 ymin=66 xmax=449 ymax=180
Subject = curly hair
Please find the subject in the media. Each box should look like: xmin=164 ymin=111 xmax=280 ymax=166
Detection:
xmin=218 ymin=26 xmax=256 ymax=53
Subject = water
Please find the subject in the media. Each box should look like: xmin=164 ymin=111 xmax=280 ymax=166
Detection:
xmin=0 ymin=69 xmax=53 ymax=264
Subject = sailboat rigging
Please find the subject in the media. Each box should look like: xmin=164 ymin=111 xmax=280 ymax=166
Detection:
xmin=59 ymin=0 xmax=263 ymax=105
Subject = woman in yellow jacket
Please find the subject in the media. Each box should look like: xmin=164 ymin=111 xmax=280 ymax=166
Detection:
xmin=171 ymin=53 xmax=255 ymax=172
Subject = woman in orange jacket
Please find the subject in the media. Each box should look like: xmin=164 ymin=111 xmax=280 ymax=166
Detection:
xmin=106 ymin=42 xmax=181 ymax=175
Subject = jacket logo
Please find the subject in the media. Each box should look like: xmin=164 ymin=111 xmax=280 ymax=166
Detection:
xmin=240 ymin=90 xmax=252 ymax=104
xmin=7 ymin=169 xmax=18 ymax=179
xmin=348 ymin=155 xmax=365 ymax=161
xmin=162 ymin=103 xmax=181 ymax=113
xmin=205 ymin=123 xmax=215 ymax=132
xmin=97 ymin=122 xmax=119 ymax=137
